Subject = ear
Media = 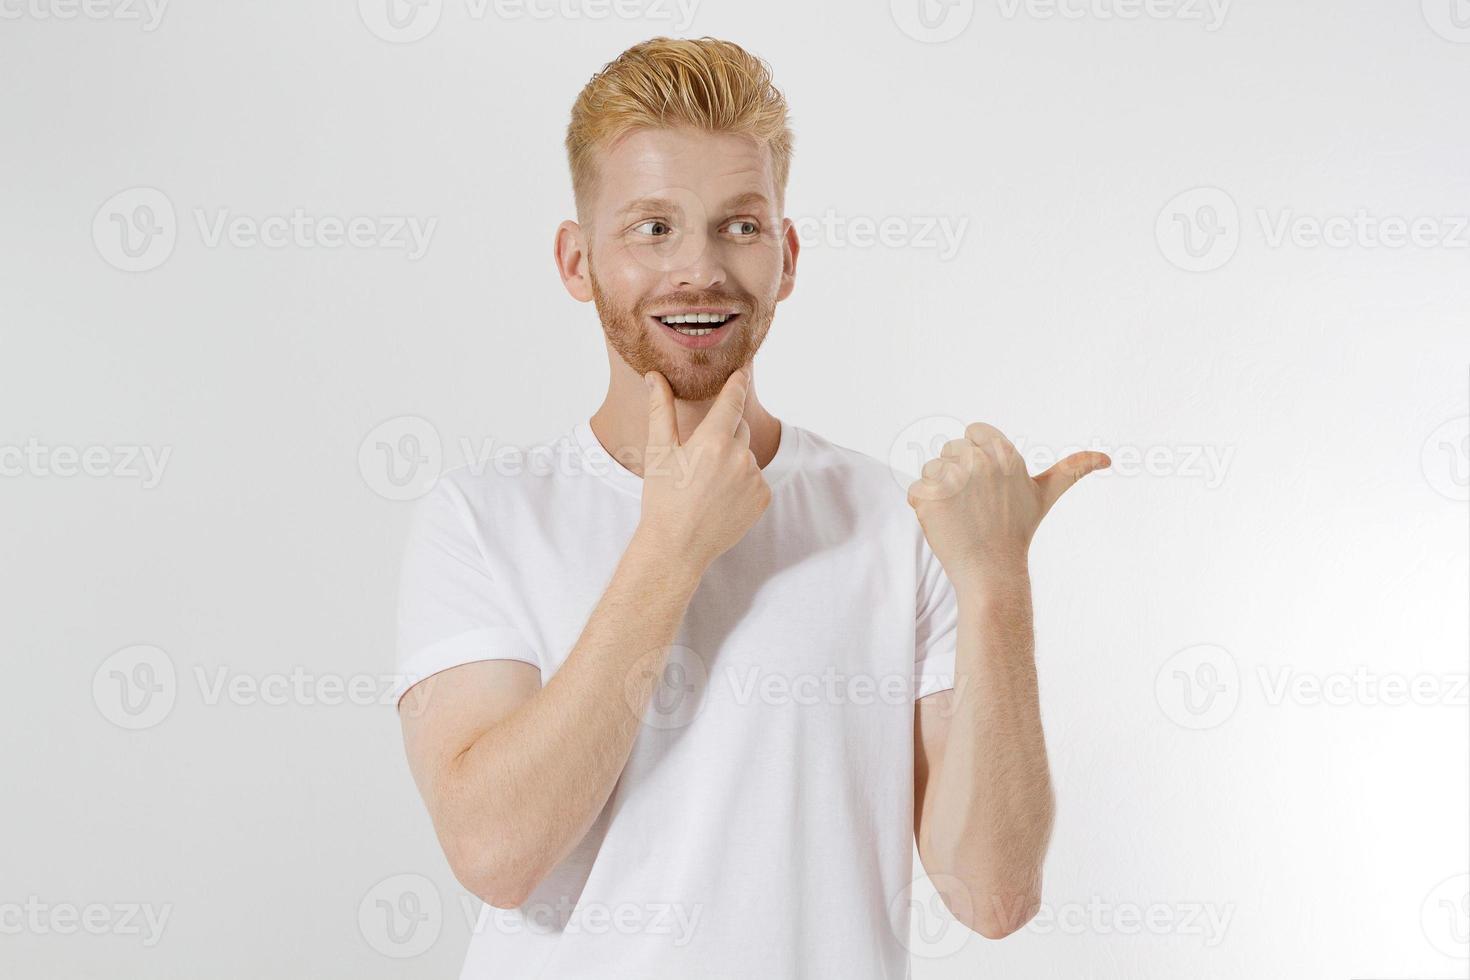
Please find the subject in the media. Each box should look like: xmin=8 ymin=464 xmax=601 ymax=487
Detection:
xmin=776 ymin=216 xmax=800 ymax=303
xmin=554 ymin=219 xmax=593 ymax=303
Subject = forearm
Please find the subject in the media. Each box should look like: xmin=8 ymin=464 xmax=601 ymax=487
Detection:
xmin=921 ymin=570 xmax=1054 ymax=934
xmin=436 ymin=528 xmax=702 ymax=905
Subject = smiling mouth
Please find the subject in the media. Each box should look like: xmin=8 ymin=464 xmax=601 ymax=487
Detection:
xmin=652 ymin=312 xmax=740 ymax=337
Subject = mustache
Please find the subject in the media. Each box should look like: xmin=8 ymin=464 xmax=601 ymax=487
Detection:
xmin=639 ymin=292 xmax=751 ymax=315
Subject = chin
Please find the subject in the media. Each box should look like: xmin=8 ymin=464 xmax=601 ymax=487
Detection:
xmin=662 ymin=364 xmax=739 ymax=402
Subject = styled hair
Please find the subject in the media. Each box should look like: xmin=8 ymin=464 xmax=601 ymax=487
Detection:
xmin=565 ymin=36 xmax=794 ymax=218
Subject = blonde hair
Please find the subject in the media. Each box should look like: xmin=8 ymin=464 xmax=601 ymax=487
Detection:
xmin=565 ymin=37 xmax=794 ymax=219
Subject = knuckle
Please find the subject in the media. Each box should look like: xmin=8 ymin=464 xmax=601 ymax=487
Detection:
xmin=963 ymin=421 xmax=992 ymax=444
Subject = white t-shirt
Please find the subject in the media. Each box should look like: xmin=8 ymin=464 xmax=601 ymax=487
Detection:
xmin=394 ymin=416 xmax=959 ymax=980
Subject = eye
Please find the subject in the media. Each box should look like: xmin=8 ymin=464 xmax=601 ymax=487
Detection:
xmin=632 ymin=219 xmax=672 ymax=238
xmin=726 ymin=219 xmax=759 ymax=237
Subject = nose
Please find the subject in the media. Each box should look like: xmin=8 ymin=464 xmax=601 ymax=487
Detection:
xmin=669 ymin=229 xmax=726 ymax=292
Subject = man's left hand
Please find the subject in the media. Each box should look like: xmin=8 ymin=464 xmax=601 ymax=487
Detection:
xmin=907 ymin=422 xmax=1110 ymax=593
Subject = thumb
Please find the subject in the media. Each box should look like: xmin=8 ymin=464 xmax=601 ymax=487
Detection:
xmin=1035 ymin=451 xmax=1110 ymax=516
xmin=645 ymin=371 xmax=679 ymax=448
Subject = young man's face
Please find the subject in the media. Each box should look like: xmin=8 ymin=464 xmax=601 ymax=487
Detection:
xmin=572 ymin=126 xmax=797 ymax=401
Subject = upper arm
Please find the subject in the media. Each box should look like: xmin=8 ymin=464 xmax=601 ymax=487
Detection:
xmin=914 ymin=688 xmax=954 ymax=859
xmin=912 ymin=510 xmax=959 ymax=855
xmin=394 ymin=477 xmax=544 ymax=810
xmin=398 ymin=660 xmax=542 ymax=815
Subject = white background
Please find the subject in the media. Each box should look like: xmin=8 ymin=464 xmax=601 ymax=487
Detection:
xmin=2 ymin=0 xmax=1467 ymax=977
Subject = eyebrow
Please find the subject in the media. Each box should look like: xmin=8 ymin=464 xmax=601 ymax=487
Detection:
xmin=615 ymin=191 xmax=773 ymax=220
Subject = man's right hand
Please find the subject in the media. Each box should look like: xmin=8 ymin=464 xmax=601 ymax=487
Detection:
xmin=400 ymin=364 xmax=771 ymax=909
xmin=637 ymin=365 xmax=772 ymax=573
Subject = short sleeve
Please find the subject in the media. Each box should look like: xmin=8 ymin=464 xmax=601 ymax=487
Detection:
xmin=392 ymin=477 xmax=541 ymax=705
xmin=913 ymin=531 xmax=958 ymax=700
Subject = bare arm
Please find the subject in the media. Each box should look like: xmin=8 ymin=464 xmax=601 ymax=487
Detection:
xmin=398 ymin=366 xmax=768 ymax=909
xmin=399 ymin=530 xmax=702 ymax=908
xmin=913 ymin=574 xmax=1053 ymax=940
xmin=907 ymin=420 xmax=1109 ymax=939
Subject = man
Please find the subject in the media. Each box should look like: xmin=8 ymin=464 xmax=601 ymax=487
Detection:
xmin=393 ymin=36 xmax=1109 ymax=979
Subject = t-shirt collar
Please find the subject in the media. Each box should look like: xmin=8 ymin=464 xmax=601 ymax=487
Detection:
xmin=572 ymin=414 xmax=801 ymax=498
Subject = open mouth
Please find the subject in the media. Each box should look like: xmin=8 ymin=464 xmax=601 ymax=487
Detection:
xmin=655 ymin=312 xmax=739 ymax=335
xmin=649 ymin=311 xmax=742 ymax=348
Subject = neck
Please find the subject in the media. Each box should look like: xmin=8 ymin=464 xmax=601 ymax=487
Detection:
xmin=588 ymin=353 xmax=782 ymax=478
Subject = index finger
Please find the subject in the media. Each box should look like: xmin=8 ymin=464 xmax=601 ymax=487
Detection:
xmin=698 ymin=364 xmax=751 ymax=438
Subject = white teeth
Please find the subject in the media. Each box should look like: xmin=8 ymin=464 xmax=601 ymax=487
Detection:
xmin=672 ymin=327 xmax=715 ymax=336
xmin=659 ymin=313 xmax=733 ymax=325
